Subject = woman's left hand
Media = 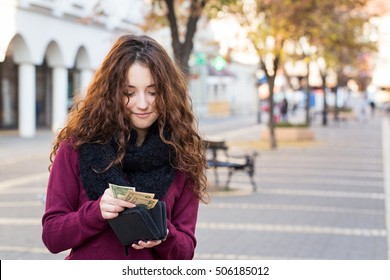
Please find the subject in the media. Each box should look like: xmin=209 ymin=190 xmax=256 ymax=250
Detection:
xmin=132 ymin=240 xmax=162 ymax=250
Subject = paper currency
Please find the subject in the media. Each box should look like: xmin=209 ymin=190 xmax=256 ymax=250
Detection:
xmin=109 ymin=183 xmax=135 ymax=200
xmin=109 ymin=183 xmax=158 ymax=209
xmin=124 ymin=195 xmax=158 ymax=209
xmin=124 ymin=190 xmax=154 ymax=201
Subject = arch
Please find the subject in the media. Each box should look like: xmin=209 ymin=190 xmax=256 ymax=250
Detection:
xmin=68 ymin=46 xmax=92 ymax=107
xmin=7 ymin=34 xmax=32 ymax=64
xmin=74 ymin=46 xmax=91 ymax=70
xmin=35 ymin=58 xmax=52 ymax=129
xmin=44 ymin=40 xmax=65 ymax=67
xmin=0 ymin=49 xmax=19 ymax=129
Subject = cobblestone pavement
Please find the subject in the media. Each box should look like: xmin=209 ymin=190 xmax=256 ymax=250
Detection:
xmin=0 ymin=114 xmax=389 ymax=259
xmin=196 ymin=116 xmax=389 ymax=260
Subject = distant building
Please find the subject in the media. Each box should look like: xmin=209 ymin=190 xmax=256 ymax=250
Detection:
xmin=368 ymin=0 xmax=390 ymax=87
xmin=189 ymin=16 xmax=258 ymax=119
xmin=369 ymin=0 xmax=390 ymax=104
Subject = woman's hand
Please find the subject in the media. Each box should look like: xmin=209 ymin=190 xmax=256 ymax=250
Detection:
xmin=132 ymin=229 xmax=168 ymax=250
xmin=99 ymin=188 xmax=135 ymax=220
xmin=132 ymin=240 xmax=162 ymax=250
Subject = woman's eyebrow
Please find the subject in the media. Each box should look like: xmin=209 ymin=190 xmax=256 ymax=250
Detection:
xmin=127 ymin=84 xmax=156 ymax=88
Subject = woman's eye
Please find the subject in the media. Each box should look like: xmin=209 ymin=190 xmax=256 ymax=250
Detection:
xmin=126 ymin=92 xmax=135 ymax=97
xmin=148 ymin=92 xmax=157 ymax=96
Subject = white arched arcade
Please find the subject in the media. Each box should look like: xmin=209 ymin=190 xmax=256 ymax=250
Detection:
xmin=1 ymin=33 xmax=96 ymax=137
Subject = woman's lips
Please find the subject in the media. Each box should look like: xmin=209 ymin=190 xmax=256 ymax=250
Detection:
xmin=133 ymin=112 xmax=151 ymax=119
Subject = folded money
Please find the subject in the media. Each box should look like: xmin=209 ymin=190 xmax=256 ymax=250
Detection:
xmin=109 ymin=183 xmax=135 ymax=200
xmin=109 ymin=183 xmax=158 ymax=209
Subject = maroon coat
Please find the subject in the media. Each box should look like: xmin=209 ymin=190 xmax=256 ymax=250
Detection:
xmin=42 ymin=142 xmax=199 ymax=259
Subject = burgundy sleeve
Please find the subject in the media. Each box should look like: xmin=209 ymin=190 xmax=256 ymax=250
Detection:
xmin=41 ymin=143 xmax=108 ymax=254
xmin=153 ymin=179 xmax=200 ymax=260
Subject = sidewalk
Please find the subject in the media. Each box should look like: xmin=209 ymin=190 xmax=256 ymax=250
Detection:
xmin=196 ymin=115 xmax=389 ymax=259
xmin=0 ymin=115 xmax=389 ymax=259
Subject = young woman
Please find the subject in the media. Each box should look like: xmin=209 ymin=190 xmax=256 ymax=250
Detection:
xmin=42 ymin=34 xmax=208 ymax=260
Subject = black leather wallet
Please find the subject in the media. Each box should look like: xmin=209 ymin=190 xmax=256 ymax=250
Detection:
xmin=108 ymin=201 xmax=167 ymax=255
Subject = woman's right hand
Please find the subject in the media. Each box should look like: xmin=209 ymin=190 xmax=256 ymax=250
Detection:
xmin=99 ymin=188 xmax=135 ymax=220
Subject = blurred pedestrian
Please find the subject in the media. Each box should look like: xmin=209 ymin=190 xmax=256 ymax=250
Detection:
xmin=369 ymin=99 xmax=376 ymax=117
xmin=280 ymin=97 xmax=288 ymax=122
xmin=41 ymin=34 xmax=208 ymax=260
xmin=358 ymin=94 xmax=368 ymax=122
xmin=291 ymin=102 xmax=298 ymax=116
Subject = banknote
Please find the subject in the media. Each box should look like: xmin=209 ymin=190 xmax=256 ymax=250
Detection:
xmin=124 ymin=189 xmax=157 ymax=209
xmin=124 ymin=195 xmax=158 ymax=209
xmin=109 ymin=183 xmax=135 ymax=200
xmin=109 ymin=183 xmax=158 ymax=209
xmin=128 ymin=190 xmax=155 ymax=199
xmin=124 ymin=189 xmax=155 ymax=201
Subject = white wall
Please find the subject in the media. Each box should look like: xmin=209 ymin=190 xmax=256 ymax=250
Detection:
xmin=228 ymin=62 xmax=258 ymax=115
xmin=372 ymin=15 xmax=390 ymax=88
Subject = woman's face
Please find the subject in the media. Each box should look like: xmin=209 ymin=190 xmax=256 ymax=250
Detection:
xmin=124 ymin=63 xmax=159 ymax=141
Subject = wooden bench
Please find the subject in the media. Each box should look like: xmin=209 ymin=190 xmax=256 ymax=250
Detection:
xmin=203 ymin=140 xmax=258 ymax=191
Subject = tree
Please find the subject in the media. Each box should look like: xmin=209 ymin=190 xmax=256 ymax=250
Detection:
xmin=223 ymin=0 xmax=376 ymax=148
xmin=145 ymin=0 xmax=236 ymax=77
xmin=232 ymin=0 xmax=316 ymax=149
xmin=306 ymin=0 xmax=377 ymax=125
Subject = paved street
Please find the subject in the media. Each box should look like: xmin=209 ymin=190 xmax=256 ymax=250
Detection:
xmin=0 ymin=114 xmax=389 ymax=259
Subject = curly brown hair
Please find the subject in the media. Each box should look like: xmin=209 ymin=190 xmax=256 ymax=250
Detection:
xmin=50 ymin=34 xmax=208 ymax=203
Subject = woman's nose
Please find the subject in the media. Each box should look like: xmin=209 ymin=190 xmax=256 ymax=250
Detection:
xmin=136 ymin=93 xmax=148 ymax=109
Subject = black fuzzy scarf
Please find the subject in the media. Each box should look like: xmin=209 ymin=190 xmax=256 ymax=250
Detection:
xmin=79 ymin=125 xmax=176 ymax=201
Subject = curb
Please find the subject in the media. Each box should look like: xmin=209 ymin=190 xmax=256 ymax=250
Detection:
xmin=382 ymin=118 xmax=390 ymax=260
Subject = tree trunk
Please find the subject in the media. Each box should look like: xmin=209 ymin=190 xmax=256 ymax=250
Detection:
xmin=261 ymin=55 xmax=279 ymax=149
xmin=268 ymin=74 xmax=277 ymax=149
xmin=164 ymin=0 xmax=205 ymax=77
xmin=321 ymin=74 xmax=328 ymax=126
xmin=334 ymin=68 xmax=344 ymax=121
xmin=334 ymin=86 xmax=339 ymax=121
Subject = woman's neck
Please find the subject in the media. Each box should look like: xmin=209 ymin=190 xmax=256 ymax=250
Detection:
xmin=135 ymin=137 xmax=144 ymax=147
